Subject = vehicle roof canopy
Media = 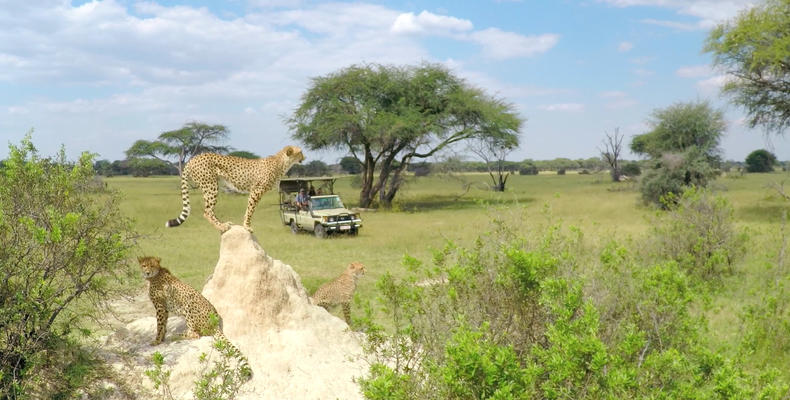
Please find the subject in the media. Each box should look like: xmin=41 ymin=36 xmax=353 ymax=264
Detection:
xmin=279 ymin=177 xmax=336 ymax=194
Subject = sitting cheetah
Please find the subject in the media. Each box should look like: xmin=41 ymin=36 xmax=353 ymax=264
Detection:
xmin=310 ymin=262 xmax=366 ymax=324
xmin=138 ymin=256 xmax=251 ymax=377
xmin=166 ymin=145 xmax=305 ymax=232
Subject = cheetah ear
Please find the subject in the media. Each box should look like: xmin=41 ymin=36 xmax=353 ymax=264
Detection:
xmin=155 ymin=257 xmax=161 ymax=263
xmin=285 ymin=146 xmax=294 ymax=156
xmin=137 ymin=256 xmax=143 ymax=263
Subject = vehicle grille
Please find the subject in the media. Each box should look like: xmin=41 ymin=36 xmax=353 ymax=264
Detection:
xmin=337 ymin=215 xmax=352 ymax=222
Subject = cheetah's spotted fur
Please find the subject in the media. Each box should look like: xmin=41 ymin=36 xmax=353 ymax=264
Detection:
xmin=310 ymin=262 xmax=366 ymax=324
xmin=166 ymin=145 xmax=305 ymax=232
xmin=138 ymin=256 xmax=251 ymax=377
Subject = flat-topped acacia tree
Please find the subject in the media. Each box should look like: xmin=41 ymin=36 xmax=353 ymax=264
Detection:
xmin=289 ymin=63 xmax=522 ymax=208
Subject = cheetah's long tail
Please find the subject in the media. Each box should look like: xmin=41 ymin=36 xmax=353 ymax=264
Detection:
xmin=165 ymin=172 xmax=191 ymax=228
xmin=214 ymin=331 xmax=252 ymax=380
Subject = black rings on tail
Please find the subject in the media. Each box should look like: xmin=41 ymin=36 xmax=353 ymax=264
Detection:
xmin=166 ymin=174 xmax=191 ymax=228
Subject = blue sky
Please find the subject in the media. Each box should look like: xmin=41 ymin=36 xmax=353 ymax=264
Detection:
xmin=1 ymin=0 xmax=787 ymax=163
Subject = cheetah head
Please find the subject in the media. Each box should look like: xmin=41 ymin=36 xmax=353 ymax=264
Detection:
xmin=282 ymin=145 xmax=305 ymax=166
xmin=348 ymin=261 xmax=366 ymax=278
xmin=138 ymin=256 xmax=163 ymax=279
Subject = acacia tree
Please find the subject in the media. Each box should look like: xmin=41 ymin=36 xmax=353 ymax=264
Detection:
xmin=706 ymin=0 xmax=790 ymax=134
xmin=289 ymin=63 xmax=522 ymax=208
xmin=631 ymin=101 xmax=725 ymax=206
xmin=599 ymin=128 xmax=624 ymax=182
xmin=126 ymin=122 xmax=231 ymax=174
xmin=468 ymin=133 xmax=519 ymax=192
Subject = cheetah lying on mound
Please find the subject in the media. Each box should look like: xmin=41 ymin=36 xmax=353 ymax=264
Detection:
xmin=166 ymin=145 xmax=305 ymax=232
xmin=138 ymin=256 xmax=251 ymax=377
xmin=311 ymin=262 xmax=366 ymax=324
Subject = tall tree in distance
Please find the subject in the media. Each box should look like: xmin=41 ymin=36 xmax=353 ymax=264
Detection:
xmin=468 ymin=132 xmax=519 ymax=192
xmin=706 ymin=0 xmax=790 ymax=134
xmin=126 ymin=122 xmax=231 ymax=174
xmin=289 ymin=63 xmax=522 ymax=208
xmin=599 ymin=128 xmax=624 ymax=182
xmin=631 ymin=101 xmax=725 ymax=207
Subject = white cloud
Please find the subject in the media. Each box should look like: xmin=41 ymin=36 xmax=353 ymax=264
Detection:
xmin=390 ymin=10 xmax=473 ymax=35
xmin=696 ymin=74 xmax=731 ymax=92
xmin=633 ymin=68 xmax=654 ymax=77
xmin=617 ymin=41 xmax=634 ymax=52
xmin=640 ymin=18 xmax=698 ymax=30
xmin=470 ymin=28 xmax=559 ymax=60
xmin=676 ymin=64 xmax=711 ymax=78
xmin=600 ymin=0 xmax=756 ymax=30
xmin=538 ymin=103 xmax=585 ymax=112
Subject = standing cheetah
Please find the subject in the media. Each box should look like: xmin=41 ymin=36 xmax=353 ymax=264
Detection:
xmin=166 ymin=145 xmax=305 ymax=232
xmin=310 ymin=262 xmax=367 ymax=324
xmin=138 ymin=256 xmax=251 ymax=377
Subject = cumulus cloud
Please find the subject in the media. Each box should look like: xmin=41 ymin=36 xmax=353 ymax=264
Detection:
xmin=697 ymin=74 xmax=732 ymax=93
xmin=390 ymin=11 xmax=557 ymax=60
xmin=617 ymin=41 xmax=634 ymax=52
xmin=470 ymin=28 xmax=559 ymax=60
xmin=600 ymin=0 xmax=755 ymax=30
xmin=390 ymin=10 xmax=473 ymax=35
xmin=538 ymin=103 xmax=585 ymax=112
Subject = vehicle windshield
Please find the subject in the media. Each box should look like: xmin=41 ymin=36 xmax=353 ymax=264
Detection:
xmin=311 ymin=196 xmax=344 ymax=210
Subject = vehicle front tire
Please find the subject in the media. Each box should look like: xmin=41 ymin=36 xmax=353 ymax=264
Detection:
xmin=314 ymin=223 xmax=326 ymax=238
xmin=290 ymin=220 xmax=299 ymax=234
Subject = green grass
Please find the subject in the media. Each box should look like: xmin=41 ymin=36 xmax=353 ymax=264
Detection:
xmin=108 ymin=170 xmax=790 ymax=356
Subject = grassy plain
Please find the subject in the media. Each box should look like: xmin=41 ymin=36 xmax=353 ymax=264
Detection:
xmin=107 ymin=170 xmax=790 ymax=367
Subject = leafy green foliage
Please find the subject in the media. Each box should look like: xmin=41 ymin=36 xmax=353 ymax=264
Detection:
xmin=621 ymin=162 xmax=641 ymax=176
xmin=289 ymin=63 xmax=522 ymax=208
xmin=0 ymin=135 xmax=136 ymax=398
xmin=706 ymin=0 xmax=790 ymax=133
xmin=339 ymin=156 xmax=363 ymax=174
xmin=193 ymin=338 xmax=251 ymax=400
xmin=358 ymin=211 xmax=779 ymax=399
xmin=745 ymin=149 xmax=778 ymax=173
xmin=126 ymin=122 xmax=230 ymax=174
xmin=650 ymin=187 xmax=747 ymax=279
xmin=631 ymin=101 xmax=725 ymax=206
xmin=145 ymin=352 xmax=174 ymax=400
xmin=227 ymin=150 xmax=260 ymax=159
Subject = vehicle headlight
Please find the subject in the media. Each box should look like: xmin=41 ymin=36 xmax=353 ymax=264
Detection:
xmin=328 ymin=217 xmax=336 ymax=222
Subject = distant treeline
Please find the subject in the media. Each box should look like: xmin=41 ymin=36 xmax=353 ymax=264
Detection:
xmin=85 ymin=156 xmax=774 ymax=178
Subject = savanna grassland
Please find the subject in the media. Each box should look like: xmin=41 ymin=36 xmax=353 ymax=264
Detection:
xmin=108 ymin=169 xmax=790 ymax=375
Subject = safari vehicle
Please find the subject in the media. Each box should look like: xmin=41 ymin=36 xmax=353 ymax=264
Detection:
xmin=278 ymin=177 xmax=362 ymax=238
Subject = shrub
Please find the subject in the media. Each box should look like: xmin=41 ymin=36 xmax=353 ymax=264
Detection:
xmin=0 ymin=135 xmax=136 ymax=398
xmin=621 ymin=162 xmax=641 ymax=176
xmin=650 ymin=187 xmax=747 ymax=279
xmin=745 ymin=149 xmax=778 ymax=173
xmin=557 ymin=168 xmax=566 ymax=175
xmin=639 ymin=149 xmax=719 ymax=208
xmin=358 ymin=219 xmax=775 ymax=399
xmin=519 ymin=164 xmax=538 ymax=175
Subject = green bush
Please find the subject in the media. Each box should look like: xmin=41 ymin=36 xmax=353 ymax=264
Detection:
xmin=0 ymin=135 xmax=136 ymax=398
xmin=745 ymin=149 xmax=778 ymax=173
xmin=639 ymin=149 xmax=719 ymax=207
xmin=358 ymin=219 xmax=777 ymax=399
xmin=621 ymin=162 xmax=641 ymax=176
xmin=650 ymin=187 xmax=747 ymax=279
xmin=519 ymin=163 xmax=539 ymax=175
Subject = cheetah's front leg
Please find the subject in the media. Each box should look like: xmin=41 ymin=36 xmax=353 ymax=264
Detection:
xmin=341 ymin=302 xmax=352 ymax=325
xmin=241 ymin=189 xmax=263 ymax=232
xmin=152 ymin=306 xmax=169 ymax=346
